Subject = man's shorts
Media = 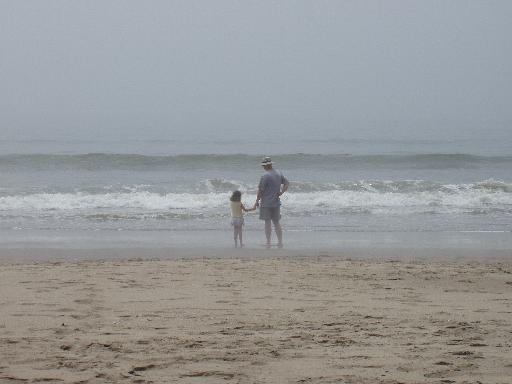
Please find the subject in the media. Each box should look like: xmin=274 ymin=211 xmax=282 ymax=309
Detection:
xmin=259 ymin=206 xmax=281 ymax=222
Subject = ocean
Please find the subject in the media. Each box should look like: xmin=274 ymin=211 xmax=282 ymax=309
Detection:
xmin=1 ymin=138 xmax=511 ymax=252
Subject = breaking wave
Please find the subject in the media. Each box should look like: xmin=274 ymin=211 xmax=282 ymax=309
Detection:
xmin=1 ymin=179 xmax=511 ymax=218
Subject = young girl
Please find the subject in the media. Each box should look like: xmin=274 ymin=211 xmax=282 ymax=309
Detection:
xmin=230 ymin=190 xmax=256 ymax=248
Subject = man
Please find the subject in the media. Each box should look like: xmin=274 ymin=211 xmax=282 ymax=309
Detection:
xmin=255 ymin=156 xmax=289 ymax=248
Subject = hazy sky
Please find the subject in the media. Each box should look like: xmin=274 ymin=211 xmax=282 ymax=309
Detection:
xmin=1 ymin=0 xmax=511 ymax=142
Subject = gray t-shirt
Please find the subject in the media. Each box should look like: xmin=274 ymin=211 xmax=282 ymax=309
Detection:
xmin=258 ymin=169 xmax=289 ymax=208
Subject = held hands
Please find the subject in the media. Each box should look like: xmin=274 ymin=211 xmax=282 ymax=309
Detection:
xmin=242 ymin=203 xmax=257 ymax=212
xmin=247 ymin=203 xmax=257 ymax=212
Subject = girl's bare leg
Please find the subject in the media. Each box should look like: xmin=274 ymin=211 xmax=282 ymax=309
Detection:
xmin=239 ymin=226 xmax=244 ymax=247
xmin=233 ymin=227 xmax=238 ymax=248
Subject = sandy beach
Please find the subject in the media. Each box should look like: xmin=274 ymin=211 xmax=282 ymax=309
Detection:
xmin=1 ymin=253 xmax=511 ymax=384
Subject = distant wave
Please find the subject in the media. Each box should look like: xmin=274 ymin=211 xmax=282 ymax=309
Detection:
xmin=201 ymin=178 xmax=512 ymax=194
xmin=1 ymin=153 xmax=512 ymax=170
xmin=2 ymin=178 xmax=511 ymax=195
xmin=290 ymin=179 xmax=512 ymax=193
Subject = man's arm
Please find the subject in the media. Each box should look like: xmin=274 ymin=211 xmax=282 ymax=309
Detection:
xmin=255 ymin=189 xmax=262 ymax=207
xmin=256 ymin=175 xmax=266 ymax=206
xmin=279 ymin=175 xmax=289 ymax=196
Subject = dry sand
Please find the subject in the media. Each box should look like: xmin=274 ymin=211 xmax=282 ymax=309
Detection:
xmin=1 ymin=254 xmax=511 ymax=383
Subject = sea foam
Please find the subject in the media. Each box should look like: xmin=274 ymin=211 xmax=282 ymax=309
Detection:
xmin=1 ymin=180 xmax=510 ymax=218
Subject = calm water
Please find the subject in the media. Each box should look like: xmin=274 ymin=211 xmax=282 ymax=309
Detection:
xmin=1 ymin=138 xmax=511 ymax=251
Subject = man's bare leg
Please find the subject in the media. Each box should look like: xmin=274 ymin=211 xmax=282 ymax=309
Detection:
xmin=265 ymin=220 xmax=272 ymax=248
xmin=274 ymin=220 xmax=283 ymax=248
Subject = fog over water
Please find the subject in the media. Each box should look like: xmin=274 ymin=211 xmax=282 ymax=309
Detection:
xmin=1 ymin=1 xmax=511 ymax=148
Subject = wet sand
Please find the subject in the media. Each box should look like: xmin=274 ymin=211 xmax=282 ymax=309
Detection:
xmin=1 ymin=254 xmax=511 ymax=383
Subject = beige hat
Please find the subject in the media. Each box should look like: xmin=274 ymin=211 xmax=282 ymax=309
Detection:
xmin=261 ymin=156 xmax=273 ymax=166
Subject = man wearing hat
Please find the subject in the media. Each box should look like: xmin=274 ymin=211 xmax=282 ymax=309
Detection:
xmin=255 ymin=156 xmax=289 ymax=248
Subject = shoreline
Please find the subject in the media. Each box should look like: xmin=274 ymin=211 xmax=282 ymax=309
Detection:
xmin=2 ymin=228 xmax=512 ymax=255
xmin=1 ymin=246 xmax=511 ymax=265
